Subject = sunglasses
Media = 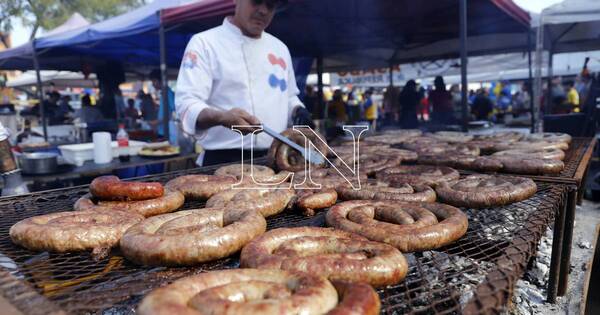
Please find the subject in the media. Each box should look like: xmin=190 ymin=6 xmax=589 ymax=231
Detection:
xmin=251 ymin=0 xmax=287 ymax=10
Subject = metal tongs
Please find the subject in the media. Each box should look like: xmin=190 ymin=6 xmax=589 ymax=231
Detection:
xmin=262 ymin=125 xmax=324 ymax=165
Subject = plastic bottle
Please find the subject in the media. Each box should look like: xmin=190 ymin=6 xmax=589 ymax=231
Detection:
xmin=116 ymin=123 xmax=130 ymax=162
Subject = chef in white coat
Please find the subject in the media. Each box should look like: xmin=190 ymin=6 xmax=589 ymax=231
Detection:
xmin=175 ymin=0 xmax=313 ymax=166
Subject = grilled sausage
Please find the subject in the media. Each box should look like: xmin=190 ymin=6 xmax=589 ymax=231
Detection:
xmin=267 ymin=127 xmax=329 ymax=172
xmin=492 ymin=148 xmax=565 ymax=161
xmin=206 ymin=187 xmax=295 ymax=218
xmin=326 ymin=200 xmax=468 ymax=252
xmin=74 ymin=189 xmax=184 ymax=217
xmin=295 ymin=188 xmax=338 ymax=216
xmin=240 ymin=226 xmax=408 ymax=287
xmin=490 ymin=155 xmax=564 ymax=175
xmin=435 ymin=174 xmax=537 ymax=208
xmin=337 ymin=181 xmax=436 ymax=203
xmin=120 ymin=208 xmax=266 ymax=266
xmin=137 ymin=269 xmax=339 ymax=315
xmin=10 ymin=209 xmax=143 ymax=252
xmin=165 ymin=174 xmax=237 ymax=200
xmin=327 ymin=281 xmax=380 ymax=315
xmin=377 ymin=165 xmax=460 ymax=187
xmin=89 ymin=176 xmax=164 ymax=201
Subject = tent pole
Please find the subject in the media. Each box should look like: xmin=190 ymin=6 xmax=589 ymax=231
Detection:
xmin=459 ymin=0 xmax=468 ymax=132
xmin=317 ymin=56 xmax=324 ymax=120
xmin=546 ymin=43 xmax=553 ymax=117
xmin=533 ymin=18 xmax=544 ymax=133
xmin=31 ymin=40 xmax=47 ymax=141
xmin=527 ymin=31 xmax=534 ymax=133
xmin=159 ymin=22 xmax=170 ymax=141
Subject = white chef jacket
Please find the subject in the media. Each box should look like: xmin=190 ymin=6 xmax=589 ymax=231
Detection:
xmin=175 ymin=17 xmax=303 ymax=154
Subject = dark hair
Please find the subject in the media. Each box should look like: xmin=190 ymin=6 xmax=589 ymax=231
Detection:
xmin=47 ymin=91 xmax=60 ymax=99
xmin=404 ymin=80 xmax=416 ymax=91
xmin=333 ymin=89 xmax=343 ymax=101
xmin=149 ymin=69 xmax=161 ymax=81
xmin=127 ymin=98 xmax=135 ymax=106
xmin=81 ymin=94 xmax=92 ymax=107
xmin=434 ymin=76 xmax=446 ymax=90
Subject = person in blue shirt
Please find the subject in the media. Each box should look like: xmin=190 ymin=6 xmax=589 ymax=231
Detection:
xmin=149 ymin=69 xmax=175 ymax=139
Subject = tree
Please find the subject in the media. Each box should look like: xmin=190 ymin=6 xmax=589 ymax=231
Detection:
xmin=0 ymin=0 xmax=146 ymax=45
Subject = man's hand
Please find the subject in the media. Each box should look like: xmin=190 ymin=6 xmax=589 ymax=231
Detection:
xmin=218 ymin=108 xmax=262 ymax=134
xmin=197 ymin=107 xmax=261 ymax=134
xmin=292 ymin=106 xmax=315 ymax=128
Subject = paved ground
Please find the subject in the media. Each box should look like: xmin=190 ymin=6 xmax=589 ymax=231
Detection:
xmin=507 ymin=200 xmax=600 ymax=315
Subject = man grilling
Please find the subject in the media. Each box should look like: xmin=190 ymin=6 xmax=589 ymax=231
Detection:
xmin=175 ymin=0 xmax=313 ymax=166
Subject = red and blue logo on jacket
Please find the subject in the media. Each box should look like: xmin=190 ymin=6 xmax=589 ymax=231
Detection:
xmin=182 ymin=51 xmax=198 ymax=69
xmin=267 ymin=53 xmax=287 ymax=92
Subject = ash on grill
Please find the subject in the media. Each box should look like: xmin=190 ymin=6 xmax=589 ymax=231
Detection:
xmin=466 ymin=200 xmax=541 ymax=242
xmin=380 ymin=251 xmax=495 ymax=314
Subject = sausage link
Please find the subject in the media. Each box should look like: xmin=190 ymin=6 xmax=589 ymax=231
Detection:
xmin=121 ymin=208 xmax=266 ymax=266
xmin=326 ymin=200 xmax=468 ymax=252
xmin=241 ymin=226 xmax=408 ymax=287
xmin=90 ymin=176 xmax=164 ymax=201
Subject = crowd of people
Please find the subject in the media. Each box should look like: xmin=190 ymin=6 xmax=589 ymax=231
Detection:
xmin=19 ymin=70 xmax=174 ymax=137
xmin=303 ymin=75 xmax=562 ymax=133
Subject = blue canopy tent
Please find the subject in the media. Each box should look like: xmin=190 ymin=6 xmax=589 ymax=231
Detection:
xmin=0 ymin=0 xmax=194 ymax=71
xmin=0 ymin=0 xmax=197 ymax=139
xmin=162 ymin=0 xmax=530 ymax=131
xmin=0 ymin=0 xmax=531 ymax=136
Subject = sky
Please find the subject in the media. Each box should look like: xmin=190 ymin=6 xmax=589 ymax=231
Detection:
xmin=8 ymin=0 xmax=565 ymax=47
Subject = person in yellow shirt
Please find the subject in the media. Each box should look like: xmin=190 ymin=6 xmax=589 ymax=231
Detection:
xmin=362 ymin=88 xmax=377 ymax=131
xmin=566 ymin=81 xmax=580 ymax=113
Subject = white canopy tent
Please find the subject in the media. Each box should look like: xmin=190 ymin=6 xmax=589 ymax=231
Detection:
xmin=41 ymin=13 xmax=90 ymax=37
xmin=324 ymin=49 xmax=600 ymax=87
xmin=534 ymin=0 xmax=600 ymax=131
xmin=7 ymin=71 xmax=97 ymax=89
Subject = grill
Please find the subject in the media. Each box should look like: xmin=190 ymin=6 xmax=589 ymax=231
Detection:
xmin=0 ymin=165 xmax=567 ymax=315
xmin=546 ymin=137 xmax=594 ymax=180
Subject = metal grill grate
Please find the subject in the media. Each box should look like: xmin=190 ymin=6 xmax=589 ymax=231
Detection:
xmin=552 ymin=137 xmax=591 ymax=179
xmin=0 ymin=171 xmax=566 ymax=314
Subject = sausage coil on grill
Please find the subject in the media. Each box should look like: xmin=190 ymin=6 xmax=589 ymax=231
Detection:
xmin=492 ymin=139 xmax=569 ymax=152
xmin=240 ymin=226 xmax=408 ymax=287
xmin=206 ymin=187 xmax=295 ymax=218
xmin=472 ymin=131 xmax=525 ymax=143
xmin=334 ymin=152 xmax=402 ymax=176
xmin=327 ymin=281 xmax=381 ymax=315
xmin=214 ymin=164 xmax=293 ymax=183
xmin=10 ymin=209 xmax=144 ymax=252
xmin=377 ymin=165 xmax=460 ymax=187
xmin=417 ymin=154 xmax=504 ymax=172
xmin=294 ymin=188 xmax=338 ymax=216
xmin=165 ymin=174 xmax=237 ymax=200
xmin=360 ymin=129 xmax=422 ymax=145
xmin=337 ymin=180 xmax=436 ymax=203
xmin=490 ymin=155 xmax=565 ymax=175
xmin=525 ymin=132 xmax=571 ymax=144
xmin=137 ymin=269 xmax=379 ymax=315
xmin=429 ymin=131 xmax=473 ymax=143
xmin=74 ymin=189 xmax=184 ymax=217
xmin=326 ymin=200 xmax=468 ymax=252
xmin=492 ymin=148 xmax=565 ymax=161
xmin=291 ymin=168 xmax=367 ymax=216
xmin=120 ymin=208 xmax=266 ymax=266
xmin=89 ymin=176 xmax=164 ymax=201
xmin=267 ymin=127 xmax=329 ymax=172
xmin=329 ymin=143 xmax=389 ymax=156
xmin=435 ymin=174 xmax=537 ymax=208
